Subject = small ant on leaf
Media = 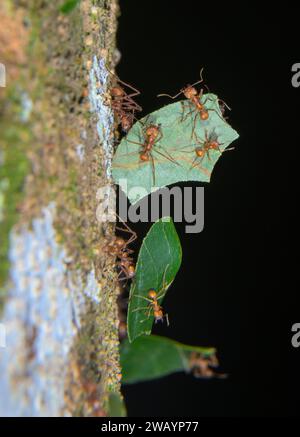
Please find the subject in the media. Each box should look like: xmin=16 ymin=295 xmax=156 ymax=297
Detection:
xmin=132 ymin=265 xmax=170 ymax=326
xmin=125 ymin=120 xmax=179 ymax=184
xmin=174 ymin=129 xmax=234 ymax=171
xmin=158 ymin=69 xmax=230 ymax=140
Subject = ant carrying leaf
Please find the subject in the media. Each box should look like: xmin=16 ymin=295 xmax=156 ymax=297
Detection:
xmin=127 ymin=218 xmax=182 ymax=342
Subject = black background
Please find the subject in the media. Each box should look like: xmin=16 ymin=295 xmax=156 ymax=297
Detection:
xmin=116 ymin=0 xmax=299 ymax=417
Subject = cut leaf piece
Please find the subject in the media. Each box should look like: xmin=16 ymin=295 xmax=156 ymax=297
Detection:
xmin=127 ymin=218 xmax=182 ymax=343
xmin=108 ymin=392 xmax=127 ymax=417
xmin=112 ymin=94 xmax=239 ymax=205
xmin=121 ymin=335 xmax=217 ymax=384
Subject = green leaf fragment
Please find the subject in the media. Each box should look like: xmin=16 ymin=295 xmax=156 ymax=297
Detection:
xmin=127 ymin=218 xmax=182 ymax=343
xmin=60 ymin=0 xmax=80 ymax=14
xmin=121 ymin=335 xmax=216 ymax=384
xmin=108 ymin=392 xmax=127 ymax=417
xmin=112 ymin=93 xmax=239 ymax=205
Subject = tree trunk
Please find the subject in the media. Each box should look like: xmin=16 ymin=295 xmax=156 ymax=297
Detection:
xmin=0 ymin=0 xmax=121 ymax=416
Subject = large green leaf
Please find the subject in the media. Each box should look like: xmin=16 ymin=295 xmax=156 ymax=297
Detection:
xmin=127 ymin=218 xmax=182 ymax=343
xmin=121 ymin=335 xmax=217 ymax=384
xmin=112 ymin=94 xmax=239 ymax=204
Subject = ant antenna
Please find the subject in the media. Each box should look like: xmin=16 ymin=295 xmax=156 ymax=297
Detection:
xmin=157 ymin=68 xmax=205 ymax=99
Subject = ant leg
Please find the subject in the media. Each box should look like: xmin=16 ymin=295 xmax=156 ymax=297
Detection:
xmin=156 ymin=264 xmax=170 ymax=299
xmin=154 ymin=148 xmax=179 ymax=166
xmin=218 ymin=98 xmax=231 ymax=111
xmin=180 ymin=101 xmax=194 ymax=123
xmin=222 ymin=146 xmax=235 ymax=153
xmin=131 ymin=306 xmax=149 ymax=311
xmin=210 ymin=108 xmax=227 ymax=122
xmin=139 ymin=306 xmax=154 ymax=323
xmin=115 ymin=218 xmax=137 ymax=245
xmin=201 ymin=97 xmax=227 ymax=122
xmin=189 ymin=155 xmax=201 ymax=170
xmin=115 ymin=76 xmax=141 ymax=96
xmin=157 ymin=89 xmax=184 ymax=99
xmin=122 ymin=90 xmax=140 ymax=99
xmin=154 ymin=133 xmax=181 ymax=166
xmin=131 ymin=306 xmax=150 ymax=315
xmin=190 ymin=159 xmax=211 ymax=177
xmin=191 ymin=113 xmax=199 ymax=141
xmin=117 ymin=265 xmax=129 ymax=287
xmin=136 ymin=114 xmax=151 ymax=130
xmin=193 ymin=127 xmax=205 ymax=145
xmin=165 ymin=313 xmax=170 ymax=326
xmin=126 ymin=139 xmax=144 ymax=147
xmin=150 ymin=153 xmax=156 ymax=186
xmin=120 ymin=97 xmax=142 ymax=112
xmin=133 ymin=294 xmax=153 ymax=303
xmin=115 ymin=229 xmax=137 ymax=246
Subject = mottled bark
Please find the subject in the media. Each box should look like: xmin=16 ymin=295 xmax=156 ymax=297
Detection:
xmin=0 ymin=0 xmax=121 ymax=416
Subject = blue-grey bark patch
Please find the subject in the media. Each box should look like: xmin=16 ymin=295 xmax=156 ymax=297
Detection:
xmin=0 ymin=203 xmax=101 ymax=416
xmin=89 ymin=56 xmax=114 ymax=180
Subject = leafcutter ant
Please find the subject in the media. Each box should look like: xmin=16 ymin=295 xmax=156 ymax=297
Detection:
xmin=126 ymin=120 xmax=179 ymax=185
xmin=110 ymin=73 xmax=142 ymax=132
xmin=158 ymin=69 xmax=230 ymax=140
xmin=175 ymin=129 xmax=233 ymax=171
xmin=104 ymin=214 xmax=137 ymax=283
xmin=132 ymin=265 xmax=170 ymax=325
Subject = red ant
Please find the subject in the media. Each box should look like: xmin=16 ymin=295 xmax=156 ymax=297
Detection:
xmin=104 ymin=215 xmax=137 ymax=283
xmin=133 ymin=289 xmax=169 ymax=325
xmin=189 ymin=352 xmax=227 ymax=379
xmin=158 ymin=69 xmax=230 ymax=140
xmin=126 ymin=121 xmax=179 ymax=184
xmin=176 ymin=129 xmax=233 ymax=171
xmin=110 ymin=74 xmax=142 ymax=132
xmin=132 ymin=265 xmax=170 ymax=325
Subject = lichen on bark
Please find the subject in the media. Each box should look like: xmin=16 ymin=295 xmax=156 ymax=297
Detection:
xmin=0 ymin=0 xmax=122 ymax=416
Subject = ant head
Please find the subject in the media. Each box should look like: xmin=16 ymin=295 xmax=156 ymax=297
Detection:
xmin=121 ymin=114 xmax=132 ymax=132
xmin=127 ymin=264 xmax=135 ymax=278
xmin=148 ymin=289 xmax=157 ymax=299
xmin=115 ymin=237 xmax=126 ymax=247
xmin=195 ymin=147 xmax=205 ymax=157
xmin=146 ymin=124 xmax=160 ymax=138
xmin=121 ymin=251 xmax=129 ymax=258
xmin=140 ymin=151 xmax=149 ymax=161
xmin=200 ymin=110 xmax=209 ymax=120
xmin=184 ymin=86 xmax=197 ymax=99
xmin=111 ymin=86 xmax=125 ymax=97
xmin=209 ymin=140 xmax=220 ymax=150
